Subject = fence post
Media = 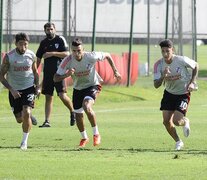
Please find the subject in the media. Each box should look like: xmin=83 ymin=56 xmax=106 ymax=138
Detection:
xmin=127 ymin=0 xmax=135 ymax=87
xmin=48 ymin=0 xmax=52 ymax=22
xmin=0 ymin=0 xmax=3 ymax=64
xmin=92 ymin=0 xmax=97 ymax=51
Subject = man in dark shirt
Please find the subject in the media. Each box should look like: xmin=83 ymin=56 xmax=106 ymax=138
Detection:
xmin=36 ymin=22 xmax=75 ymax=127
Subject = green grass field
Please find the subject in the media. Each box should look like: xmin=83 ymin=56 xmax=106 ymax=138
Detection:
xmin=0 ymin=76 xmax=207 ymax=180
xmin=0 ymin=44 xmax=207 ymax=179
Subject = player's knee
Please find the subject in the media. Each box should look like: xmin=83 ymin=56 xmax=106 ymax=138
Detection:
xmin=83 ymin=105 xmax=90 ymax=113
xmin=173 ymin=119 xmax=182 ymax=126
xmin=14 ymin=113 xmax=22 ymax=123
xmin=76 ymin=113 xmax=83 ymax=120
xmin=16 ymin=118 xmax=22 ymax=123
xmin=83 ymin=105 xmax=93 ymax=115
xmin=22 ymin=107 xmax=31 ymax=119
xmin=58 ymin=92 xmax=65 ymax=100
xmin=163 ymin=120 xmax=170 ymax=127
xmin=59 ymin=92 xmax=68 ymax=99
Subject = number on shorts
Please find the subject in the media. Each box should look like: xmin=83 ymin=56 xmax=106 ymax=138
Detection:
xmin=179 ymin=101 xmax=188 ymax=110
xmin=27 ymin=93 xmax=35 ymax=102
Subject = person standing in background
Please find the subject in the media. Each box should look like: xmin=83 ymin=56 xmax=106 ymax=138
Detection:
xmin=36 ymin=22 xmax=75 ymax=128
xmin=153 ymin=39 xmax=198 ymax=151
xmin=0 ymin=33 xmax=40 ymax=150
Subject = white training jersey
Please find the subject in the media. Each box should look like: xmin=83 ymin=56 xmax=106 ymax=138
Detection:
xmin=153 ymin=55 xmax=197 ymax=95
xmin=57 ymin=51 xmax=106 ymax=90
xmin=7 ymin=49 xmax=36 ymax=90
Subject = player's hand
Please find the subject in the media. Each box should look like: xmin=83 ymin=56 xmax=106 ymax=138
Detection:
xmin=163 ymin=66 xmax=171 ymax=78
xmin=114 ymin=71 xmax=121 ymax=82
xmin=66 ymin=68 xmax=75 ymax=77
xmin=35 ymin=86 xmax=41 ymax=99
xmin=43 ymin=52 xmax=53 ymax=59
xmin=187 ymin=82 xmax=198 ymax=92
xmin=10 ymin=89 xmax=21 ymax=99
xmin=163 ymin=66 xmax=173 ymax=81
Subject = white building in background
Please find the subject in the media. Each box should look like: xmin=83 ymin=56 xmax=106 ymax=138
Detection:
xmin=2 ymin=0 xmax=207 ymax=39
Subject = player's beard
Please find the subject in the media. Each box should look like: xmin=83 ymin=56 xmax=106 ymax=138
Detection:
xmin=46 ymin=33 xmax=55 ymax=39
xmin=16 ymin=48 xmax=25 ymax=55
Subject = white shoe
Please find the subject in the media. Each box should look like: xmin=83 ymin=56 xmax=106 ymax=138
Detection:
xmin=183 ymin=117 xmax=190 ymax=137
xmin=175 ymin=140 xmax=184 ymax=151
xmin=20 ymin=142 xmax=27 ymax=150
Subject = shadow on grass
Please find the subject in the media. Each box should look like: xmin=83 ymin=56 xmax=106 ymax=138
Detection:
xmin=104 ymin=89 xmax=145 ymax=101
xmin=98 ymin=148 xmax=207 ymax=155
xmin=0 ymin=146 xmax=20 ymax=149
xmin=198 ymin=70 xmax=207 ymax=78
xmin=185 ymin=149 xmax=207 ymax=155
xmin=27 ymin=147 xmax=207 ymax=155
xmin=1 ymin=146 xmax=207 ymax=156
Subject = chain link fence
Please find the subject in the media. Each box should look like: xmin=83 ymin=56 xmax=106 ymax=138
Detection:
xmin=0 ymin=0 xmax=201 ymax=82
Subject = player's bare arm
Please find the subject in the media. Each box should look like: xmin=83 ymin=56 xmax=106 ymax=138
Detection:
xmin=53 ymin=68 xmax=75 ymax=82
xmin=43 ymin=51 xmax=69 ymax=59
xmin=32 ymin=60 xmax=41 ymax=97
xmin=53 ymin=73 xmax=66 ymax=82
xmin=0 ymin=55 xmax=12 ymax=90
xmin=187 ymin=62 xmax=199 ymax=91
xmin=0 ymin=55 xmax=21 ymax=98
xmin=105 ymin=53 xmax=121 ymax=81
xmin=36 ymin=57 xmax=42 ymax=68
xmin=154 ymin=76 xmax=164 ymax=89
xmin=154 ymin=67 xmax=171 ymax=88
xmin=190 ymin=62 xmax=198 ymax=84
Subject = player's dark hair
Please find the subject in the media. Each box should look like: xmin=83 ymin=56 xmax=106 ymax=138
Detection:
xmin=44 ymin=22 xmax=55 ymax=30
xmin=15 ymin=33 xmax=29 ymax=42
xmin=159 ymin=39 xmax=173 ymax=48
xmin=72 ymin=38 xmax=82 ymax=46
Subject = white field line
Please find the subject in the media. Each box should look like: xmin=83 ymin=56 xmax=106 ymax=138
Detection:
xmin=0 ymin=107 xmax=148 ymax=120
xmin=0 ymin=104 xmax=207 ymax=120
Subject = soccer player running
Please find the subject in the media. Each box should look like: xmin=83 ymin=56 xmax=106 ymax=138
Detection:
xmin=153 ymin=39 xmax=198 ymax=151
xmin=54 ymin=38 xmax=121 ymax=148
xmin=36 ymin=22 xmax=75 ymax=127
xmin=0 ymin=33 xmax=41 ymax=150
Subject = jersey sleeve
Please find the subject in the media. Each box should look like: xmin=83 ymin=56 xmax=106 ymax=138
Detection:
xmin=153 ymin=59 xmax=162 ymax=80
xmin=30 ymin=50 xmax=36 ymax=60
xmin=88 ymin=52 xmax=107 ymax=62
xmin=183 ymin=56 xmax=197 ymax=69
xmin=36 ymin=41 xmax=44 ymax=59
xmin=59 ymin=36 xmax=69 ymax=51
xmin=56 ymin=55 xmax=71 ymax=75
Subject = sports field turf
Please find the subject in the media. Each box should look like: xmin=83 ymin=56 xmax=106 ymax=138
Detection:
xmin=0 ymin=44 xmax=207 ymax=179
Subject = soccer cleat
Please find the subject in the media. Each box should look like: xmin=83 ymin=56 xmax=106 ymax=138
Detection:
xmin=70 ymin=112 xmax=76 ymax=126
xmin=20 ymin=142 xmax=27 ymax=150
xmin=79 ymin=138 xmax=89 ymax=148
xmin=183 ymin=117 xmax=190 ymax=137
xmin=175 ymin=140 xmax=184 ymax=151
xmin=31 ymin=116 xmax=37 ymax=126
xmin=39 ymin=121 xmax=51 ymax=128
xmin=93 ymin=134 xmax=101 ymax=146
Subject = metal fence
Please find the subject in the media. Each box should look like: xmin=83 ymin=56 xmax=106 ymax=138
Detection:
xmin=0 ymin=0 xmax=199 ymax=81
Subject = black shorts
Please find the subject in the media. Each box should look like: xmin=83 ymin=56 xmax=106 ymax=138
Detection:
xmin=160 ymin=90 xmax=191 ymax=115
xmin=73 ymin=85 xmax=102 ymax=111
xmin=9 ymin=86 xmax=35 ymax=115
xmin=41 ymin=75 xmax=67 ymax=96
